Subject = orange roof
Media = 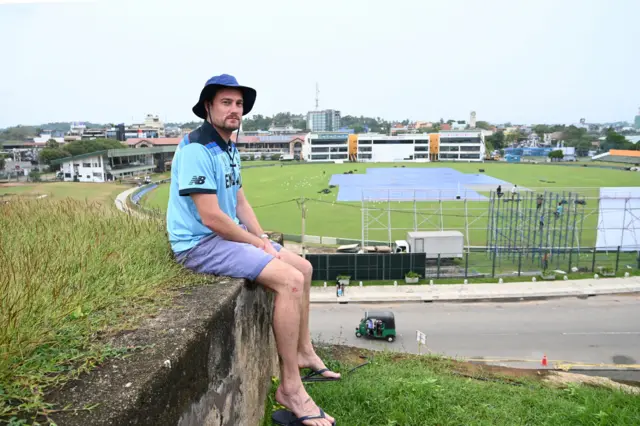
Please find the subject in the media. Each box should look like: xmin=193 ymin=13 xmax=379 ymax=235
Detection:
xmin=236 ymin=136 xmax=260 ymax=143
xmin=125 ymin=134 xmax=304 ymax=146
xmin=236 ymin=135 xmax=305 ymax=144
xmin=610 ymin=149 xmax=640 ymax=158
xmin=126 ymin=138 xmax=182 ymax=146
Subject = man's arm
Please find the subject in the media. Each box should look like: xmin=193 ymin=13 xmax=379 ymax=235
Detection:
xmin=192 ymin=193 xmax=265 ymax=248
xmin=176 ymin=143 xmax=264 ymax=249
xmin=235 ymin=188 xmax=266 ymax=238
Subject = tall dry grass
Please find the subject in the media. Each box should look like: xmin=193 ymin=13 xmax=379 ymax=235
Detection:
xmin=0 ymin=198 xmax=205 ymax=422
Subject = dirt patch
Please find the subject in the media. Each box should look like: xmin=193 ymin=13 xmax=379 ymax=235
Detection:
xmin=387 ymin=351 xmax=550 ymax=384
xmin=324 ymin=345 xmax=549 ymax=384
xmin=448 ymin=360 xmax=549 ymax=380
xmin=320 ymin=345 xmax=640 ymax=394
xmin=318 ymin=344 xmax=373 ymax=366
xmin=611 ymin=378 xmax=640 ymax=388
xmin=545 ymin=371 xmax=640 ymax=395
xmin=0 ymin=182 xmax=30 ymax=187
xmin=284 ymin=241 xmax=337 ymax=255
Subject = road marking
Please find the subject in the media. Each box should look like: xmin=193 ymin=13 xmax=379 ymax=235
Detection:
xmin=476 ymin=333 xmax=521 ymax=336
xmin=562 ymin=332 xmax=640 ymax=335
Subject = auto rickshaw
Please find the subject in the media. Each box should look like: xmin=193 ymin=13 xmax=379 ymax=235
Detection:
xmin=355 ymin=310 xmax=396 ymax=342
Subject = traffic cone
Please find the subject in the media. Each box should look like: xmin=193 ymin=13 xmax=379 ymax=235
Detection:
xmin=541 ymin=355 xmax=548 ymax=367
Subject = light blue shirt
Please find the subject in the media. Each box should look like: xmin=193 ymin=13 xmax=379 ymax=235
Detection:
xmin=166 ymin=122 xmax=242 ymax=253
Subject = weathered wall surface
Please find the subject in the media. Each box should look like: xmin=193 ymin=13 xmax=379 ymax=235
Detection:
xmin=49 ymin=279 xmax=278 ymax=426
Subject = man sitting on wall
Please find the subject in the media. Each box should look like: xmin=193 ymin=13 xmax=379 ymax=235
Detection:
xmin=166 ymin=74 xmax=339 ymax=426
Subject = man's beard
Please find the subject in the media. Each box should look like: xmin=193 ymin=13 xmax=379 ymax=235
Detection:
xmin=215 ymin=117 xmax=240 ymax=131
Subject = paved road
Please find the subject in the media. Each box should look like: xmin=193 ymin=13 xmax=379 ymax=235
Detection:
xmin=310 ymin=294 xmax=640 ymax=376
xmin=115 ymin=186 xmax=146 ymax=218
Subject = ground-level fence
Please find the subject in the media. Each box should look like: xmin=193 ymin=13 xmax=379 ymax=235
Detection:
xmin=306 ymin=252 xmax=426 ymax=282
xmin=304 ymin=246 xmax=640 ymax=282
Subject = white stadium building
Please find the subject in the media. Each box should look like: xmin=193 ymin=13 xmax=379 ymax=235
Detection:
xmin=303 ymin=132 xmax=351 ymax=162
xmin=356 ymin=133 xmax=431 ymax=163
xmin=302 ymin=130 xmax=484 ymax=163
xmin=437 ymin=131 xmax=485 ymax=162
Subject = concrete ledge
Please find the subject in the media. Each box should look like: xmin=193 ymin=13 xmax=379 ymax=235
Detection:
xmin=48 ymin=278 xmax=278 ymax=426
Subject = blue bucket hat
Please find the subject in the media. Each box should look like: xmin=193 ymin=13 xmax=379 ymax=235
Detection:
xmin=192 ymin=74 xmax=257 ymax=119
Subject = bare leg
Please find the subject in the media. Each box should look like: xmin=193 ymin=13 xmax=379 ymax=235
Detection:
xmin=277 ymin=248 xmax=341 ymax=380
xmin=256 ymin=257 xmax=334 ymax=426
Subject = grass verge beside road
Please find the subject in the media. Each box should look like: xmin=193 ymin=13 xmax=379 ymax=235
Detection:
xmin=0 ymin=198 xmax=209 ymax=423
xmin=262 ymin=345 xmax=640 ymax=426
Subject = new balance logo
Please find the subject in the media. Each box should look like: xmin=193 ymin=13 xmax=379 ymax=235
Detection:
xmin=189 ymin=175 xmax=206 ymax=185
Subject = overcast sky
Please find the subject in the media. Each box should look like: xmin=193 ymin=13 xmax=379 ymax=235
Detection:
xmin=1 ymin=0 xmax=639 ymax=128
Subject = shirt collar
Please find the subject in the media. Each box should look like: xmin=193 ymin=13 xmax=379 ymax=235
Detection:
xmin=201 ymin=120 xmax=232 ymax=151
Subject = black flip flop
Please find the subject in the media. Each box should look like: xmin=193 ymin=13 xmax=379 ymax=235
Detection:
xmin=301 ymin=355 xmax=371 ymax=382
xmin=272 ymin=407 xmax=335 ymax=425
xmin=301 ymin=368 xmax=341 ymax=382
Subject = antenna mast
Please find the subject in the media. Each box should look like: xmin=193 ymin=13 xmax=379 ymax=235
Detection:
xmin=315 ymin=83 xmax=319 ymax=110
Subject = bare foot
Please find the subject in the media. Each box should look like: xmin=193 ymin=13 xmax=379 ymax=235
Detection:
xmin=275 ymin=384 xmax=335 ymax=426
xmin=298 ymin=350 xmax=341 ymax=380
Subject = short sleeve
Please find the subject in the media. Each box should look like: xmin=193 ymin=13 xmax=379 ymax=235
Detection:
xmin=177 ymin=144 xmax=218 ymax=196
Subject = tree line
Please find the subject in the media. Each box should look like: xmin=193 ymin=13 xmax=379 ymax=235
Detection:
xmin=38 ymin=139 xmax=126 ymax=169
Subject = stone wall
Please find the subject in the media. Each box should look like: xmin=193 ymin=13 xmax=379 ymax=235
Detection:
xmin=49 ymin=279 xmax=279 ymax=426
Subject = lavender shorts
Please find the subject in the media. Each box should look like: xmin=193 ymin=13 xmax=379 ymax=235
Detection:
xmin=174 ymin=226 xmax=282 ymax=281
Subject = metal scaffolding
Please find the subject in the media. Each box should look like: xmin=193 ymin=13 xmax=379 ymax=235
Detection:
xmin=486 ymin=190 xmax=587 ymax=266
xmin=360 ymin=187 xmax=487 ymax=248
xmin=359 ymin=186 xmax=639 ymax=264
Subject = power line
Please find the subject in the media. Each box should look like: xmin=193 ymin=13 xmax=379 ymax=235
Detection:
xmin=252 ymin=198 xmax=298 ymax=209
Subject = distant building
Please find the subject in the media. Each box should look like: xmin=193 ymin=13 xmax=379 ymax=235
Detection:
xmin=303 ymin=131 xmax=351 ymax=162
xmin=33 ymin=132 xmax=64 ymax=144
xmin=236 ymin=135 xmax=306 ymax=160
xmin=592 ymin=149 xmax=640 ymax=165
xmin=635 ymin=107 xmax=640 ymax=129
xmin=51 ymin=146 xmax=176 ymax=182
xmin=62 ymin=114 xmax=166 ymax=142
xmin=125 ymin=138 xmax=182 ymax=148
xmin=307 ymin=109 xmax=341 ymax=132
xmin=123 ymin=131 xmax=307 ymax=160
xmin=356 ymin=133 xmax=431 ymax=162
xmin=301 ymin=130 xmax=483 ymax=163
xmin=267 ymin=125 xmax=303 ymax=135
xmin=438 ymin=131 xmax=485 ymax=162
xmin=414 ymin=121 xmax=433 ymax=129
xmin=128 ymin=114 xmax=166 ymax=138
xmin=625 ymin=135 xmax=640 ymax=145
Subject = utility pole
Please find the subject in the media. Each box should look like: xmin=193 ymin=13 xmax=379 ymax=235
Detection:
xmin=299 ymin=196 xmax=307 ymax=258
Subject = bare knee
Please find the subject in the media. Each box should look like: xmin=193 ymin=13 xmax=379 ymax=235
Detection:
xmin=282 ymin=268 xmax=305 ymax=298
xmin=256 ymin=259 xmax=306 ymax=298
xmin=300 ymin=259 xmax=313 ymax=280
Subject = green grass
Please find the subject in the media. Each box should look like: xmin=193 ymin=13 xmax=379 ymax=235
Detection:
xmin=141 ymin=182 xmax=170 ymax=210
xmin=0 ymin=181 xmax=130 ymax=205
xmin=143 ymin=162 xmax=640 ymax=246
xmin=262 ymin=346 xmax=640 ymax=426
xmin=0 ymin=198 xmax=209 ymax=423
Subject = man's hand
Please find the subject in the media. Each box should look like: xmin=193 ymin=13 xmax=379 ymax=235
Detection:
xmin=261 ymin=237 xmax=280 ymax=259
